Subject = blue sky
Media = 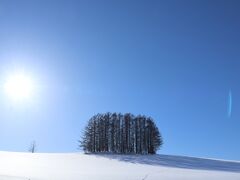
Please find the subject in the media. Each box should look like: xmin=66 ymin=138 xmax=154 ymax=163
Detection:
xmin=0 ymin=0 xmax=240 ymax=160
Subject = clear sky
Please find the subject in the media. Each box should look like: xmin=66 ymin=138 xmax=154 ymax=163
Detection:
xmin=0 ymin=0 xmax=240 ymax=160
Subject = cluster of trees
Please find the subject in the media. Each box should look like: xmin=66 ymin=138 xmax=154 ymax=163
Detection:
xmin=80 ymin=112 xmax=163 ymax=154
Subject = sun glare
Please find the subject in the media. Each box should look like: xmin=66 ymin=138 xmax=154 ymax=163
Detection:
xmin=4 ymin=73 xmax=34 ymax=101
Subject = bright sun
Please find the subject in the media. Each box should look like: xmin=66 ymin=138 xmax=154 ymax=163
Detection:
xmin=4 ymin=73 xmax=34 ymax=101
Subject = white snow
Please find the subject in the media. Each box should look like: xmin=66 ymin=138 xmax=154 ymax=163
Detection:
xmin=0 ymin=151 xmax=239 ymax=180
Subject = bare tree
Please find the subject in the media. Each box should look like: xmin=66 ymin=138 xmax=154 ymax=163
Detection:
xmin=29 ymin=141 xmax=37 ymax=153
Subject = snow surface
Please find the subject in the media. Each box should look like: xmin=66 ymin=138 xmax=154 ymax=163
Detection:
xmin=0 ymin=151 xmax=239 ymax=180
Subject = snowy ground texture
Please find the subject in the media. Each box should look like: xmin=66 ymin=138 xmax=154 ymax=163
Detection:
xmin=0 ymin=152 xmax=240 ymax=180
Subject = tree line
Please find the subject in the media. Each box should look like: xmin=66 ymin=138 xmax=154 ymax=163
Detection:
xmin=80 ymin=112 xmax=163 ymax=154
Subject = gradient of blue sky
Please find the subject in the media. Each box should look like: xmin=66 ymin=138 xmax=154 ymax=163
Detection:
xmin=0 ymin=0 xmax=240 ymax=160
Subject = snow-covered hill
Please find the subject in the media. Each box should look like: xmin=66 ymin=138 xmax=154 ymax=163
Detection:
xmin=0 ymin=151 xmax=239 ymax=180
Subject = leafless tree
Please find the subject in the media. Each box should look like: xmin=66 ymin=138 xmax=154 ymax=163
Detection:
xmin=29 ymin=141 xmax=37 ymax=153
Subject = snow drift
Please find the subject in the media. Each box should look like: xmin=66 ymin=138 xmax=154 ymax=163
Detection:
xmin=0 ymin=151 xmax=239 ymax=180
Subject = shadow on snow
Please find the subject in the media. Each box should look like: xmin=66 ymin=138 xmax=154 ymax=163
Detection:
xmin=93 ymin=154 xmax=240 ymax=173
